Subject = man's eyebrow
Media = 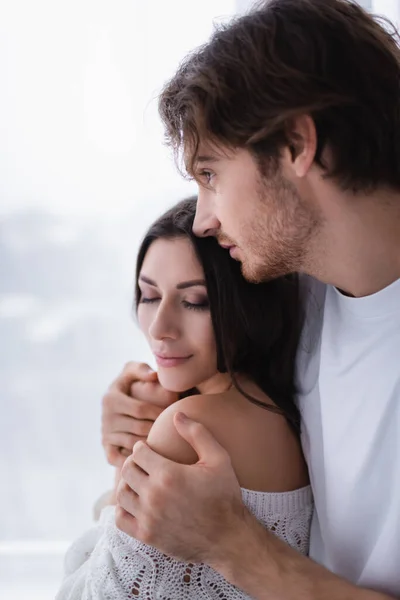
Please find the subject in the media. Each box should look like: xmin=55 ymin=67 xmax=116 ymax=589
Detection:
xmin=176 ymin=279 xmax=206 ymax=290
xmin=196 ymin=155 xmax=220 ymax=163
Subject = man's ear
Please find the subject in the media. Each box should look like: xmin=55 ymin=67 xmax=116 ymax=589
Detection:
xmin=283 ymin=114 xmax=317 ymax=178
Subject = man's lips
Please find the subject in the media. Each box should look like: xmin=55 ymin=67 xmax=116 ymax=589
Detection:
xmin=219 ymin=242 xmax=238 ymax=258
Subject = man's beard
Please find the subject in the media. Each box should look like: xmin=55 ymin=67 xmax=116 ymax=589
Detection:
xmin=239 ymin=171 xmax=320 ymax=283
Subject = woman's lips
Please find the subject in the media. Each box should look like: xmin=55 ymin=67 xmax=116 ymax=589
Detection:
xmin=154 ymin=354 xmax=192 ymax=368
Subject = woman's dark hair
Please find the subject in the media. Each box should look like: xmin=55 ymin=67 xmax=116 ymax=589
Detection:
xmin=135 ymin=197 xmax=303 ymax=432
xmin=159 ymin=0 xmax=400 ymax=193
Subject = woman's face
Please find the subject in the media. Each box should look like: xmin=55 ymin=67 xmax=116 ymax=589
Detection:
xmin=137 ymin=236 xmax=219 ymax=393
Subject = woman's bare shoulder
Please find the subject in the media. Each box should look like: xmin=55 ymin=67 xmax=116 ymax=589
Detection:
xmin=147 ymin=391 xmax=309 ymax=492
xmin=146 ymin=393 xmax=228 ymax=465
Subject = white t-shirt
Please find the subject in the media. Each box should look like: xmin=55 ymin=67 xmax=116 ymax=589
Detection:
xmin=297 ymin=275 xmax=400 ymax=596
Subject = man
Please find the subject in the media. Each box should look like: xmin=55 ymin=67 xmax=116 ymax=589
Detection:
xmin=102 ymin=0 xmax=400 ymax=597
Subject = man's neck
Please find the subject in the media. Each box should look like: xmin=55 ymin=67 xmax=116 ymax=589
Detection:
xmin=305 ymin=189 xmax=400 ymax=297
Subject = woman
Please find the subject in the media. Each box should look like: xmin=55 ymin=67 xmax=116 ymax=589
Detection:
xmin=57 ymin=197 xmax=312 ymax=600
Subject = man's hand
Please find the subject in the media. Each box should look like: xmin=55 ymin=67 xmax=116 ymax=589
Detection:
xmin=115 ymin=412 xmax=396 ymax=600
xmin=115 ymin=412 xmax=247 ymax=565
xmin=101 ymin=362 xmax=178 ymax=468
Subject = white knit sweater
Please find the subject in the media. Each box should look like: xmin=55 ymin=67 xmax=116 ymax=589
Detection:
xmin=57 ymin=485 xmax=313 ymax=600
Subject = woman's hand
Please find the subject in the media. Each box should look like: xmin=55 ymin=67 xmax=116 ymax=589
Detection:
xmin=115 ymin=412 xmax=249 ymax=567
xmin=101 ymin=362 xmax=179 ymax=467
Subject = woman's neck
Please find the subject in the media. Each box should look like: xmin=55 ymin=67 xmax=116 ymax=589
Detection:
xmin=196 ymin=372 xmax=233 ymax=395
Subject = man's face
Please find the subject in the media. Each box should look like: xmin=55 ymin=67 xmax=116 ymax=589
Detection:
xmin=192 ymin=146 xmax=320 ymax=282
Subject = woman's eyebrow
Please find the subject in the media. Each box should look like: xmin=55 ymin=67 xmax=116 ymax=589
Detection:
xmin=176 ymin=279 xmax=206 ymax=290
xmin=139 ymin=275 xmax=157 ymax=286
xmin=139 ymin=275 xmax=206 ymax=290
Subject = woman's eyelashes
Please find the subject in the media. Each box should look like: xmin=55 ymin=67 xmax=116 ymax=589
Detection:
xmin=139 ymin=296 xmax=159 ymax=304
xmin=139 ymin=295 xmax=209 ymax=311
xmin=182 ymin=299 xmax=209 ymax=311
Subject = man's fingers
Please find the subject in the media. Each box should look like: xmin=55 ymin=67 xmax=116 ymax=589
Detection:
xmin=106 ymin=414 xmax=154 ymax=438
xmin=130 ymin=380 xmax=179 ymax=409
xmin=119 ymin=447 xmax=131 ymax=458
xmin=115 ymin=505 xmax=138 ymax=538
xmin=121 ymin=456 xmax=148 ymax=494
xmin=131 ymin=440 xmax=173 ymax=475
xmin=103 ymin=391 xmax=163 ymax=421
xmin=106 ymin=414 xmax=139 ymax=434
xmin=105 ymin=444 xmax=136 ymax=467
xmin=105 ymin=444 xmax=128 ymax=468
xmin=109 ymin=362 xmax=157 ymax=395
xmin=104 ymin=432 xmax=138 ymax=452
xmin=173 ymin=412 xmax=230 ymax=467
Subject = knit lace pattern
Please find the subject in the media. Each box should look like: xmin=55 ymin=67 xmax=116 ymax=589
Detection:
xmin=57 ymin=485 xmax=313 ymax=600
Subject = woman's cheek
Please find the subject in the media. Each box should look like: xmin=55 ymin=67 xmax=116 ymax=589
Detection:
xmin=137 ymin=306 xmax=152 ymax=338
xmin=190 ymin=312 xmax=217 ymax=354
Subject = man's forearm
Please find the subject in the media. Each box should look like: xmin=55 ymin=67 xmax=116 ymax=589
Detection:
xmin=213 ymin=514 xmax=396 ymax=600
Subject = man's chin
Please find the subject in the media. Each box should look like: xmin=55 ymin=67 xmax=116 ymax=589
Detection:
xmin=240 ymin=261 xmax=265 ymax=284
xmin=240 ymin=259 xmax=287 ymax=283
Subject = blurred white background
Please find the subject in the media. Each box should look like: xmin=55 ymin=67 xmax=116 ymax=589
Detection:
xmin=1 ymin=0 xmax=398 ymax=598
xmin=0 ymin=1 xmax=235 ymax=597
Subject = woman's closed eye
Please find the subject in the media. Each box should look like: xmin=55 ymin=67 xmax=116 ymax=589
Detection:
xmin=139 ymin=293 xmax=209 ymax=311
xmin=140 ymin=296 xmax=160 ymax=304
xmin=182 ymin=299 xmax=209 ymax=311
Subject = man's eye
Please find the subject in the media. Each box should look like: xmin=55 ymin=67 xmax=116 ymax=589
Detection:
xmin=201 ymin=170 xmax=214 ymax=184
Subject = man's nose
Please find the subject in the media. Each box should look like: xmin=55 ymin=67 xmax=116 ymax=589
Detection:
xmin=193 ymin=194 xmax=220 ymax=238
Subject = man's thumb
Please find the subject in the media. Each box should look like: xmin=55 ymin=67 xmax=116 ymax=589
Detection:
xmin=173 ymin=412 xmax=227 ymax=465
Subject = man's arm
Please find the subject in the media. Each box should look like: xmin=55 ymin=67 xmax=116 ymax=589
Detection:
xmin=115 ymin=413 xmax=397 ymax=600
xmin=213 ymin=513 xmax=395 ymax=600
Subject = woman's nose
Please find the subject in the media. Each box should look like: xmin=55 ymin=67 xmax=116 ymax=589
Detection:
xmin=148 ymin=302 xmax=179 ymax=341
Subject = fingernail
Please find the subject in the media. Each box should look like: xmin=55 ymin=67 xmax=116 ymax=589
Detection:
xmin=176 ymin=411 xmax=189 ymax=423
